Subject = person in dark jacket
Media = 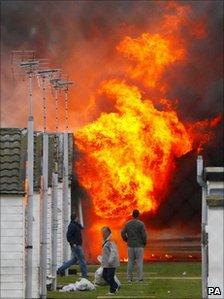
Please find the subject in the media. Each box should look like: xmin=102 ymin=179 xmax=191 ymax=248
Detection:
xmin=57 ymin=212 xmax=88 ymax=278
xmin=121 ymin=209 xmax=147 ymax=282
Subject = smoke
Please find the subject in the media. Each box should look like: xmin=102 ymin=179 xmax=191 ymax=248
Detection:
xmin=1 ymin=1 xmax=223 ymax=239
xmin=2 ymin=1 xmax=223 ymax=122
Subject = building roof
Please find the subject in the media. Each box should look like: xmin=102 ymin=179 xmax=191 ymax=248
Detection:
xmin=0 ymin=128 xmax=27 ymax=194
xmin=0 ymin=128 xmax=74 ymax=194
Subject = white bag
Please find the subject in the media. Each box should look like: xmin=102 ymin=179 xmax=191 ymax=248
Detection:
xmin=94 ymin=256 xmax=121 ymax=287
xmin=60 ymin=278 xmax=95 ymax=292
xmin=94 ymin=266 xmax=107 ymax=285
xmin=76 ymin=278 xmax=95 ymax=291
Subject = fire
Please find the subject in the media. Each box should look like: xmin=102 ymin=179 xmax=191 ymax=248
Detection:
xmin=76 ymin=79 xmax=192 ymax=219
xmin=73 ymin=2 xmax=221 ymax=261
xmin=117 ymin=33 xmax=185 ymax=90
xmin=75 ymin=22 xmax=219 ymax=225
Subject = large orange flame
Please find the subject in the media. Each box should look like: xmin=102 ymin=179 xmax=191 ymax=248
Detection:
xmin=76 ymin=80 xmax=192 ymax=219
xmin=73 ymin=3 xmax=221 ymax=261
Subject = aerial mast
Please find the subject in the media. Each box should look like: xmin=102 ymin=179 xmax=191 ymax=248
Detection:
xmin=11 ymin=50 xmax=39 ymax=299
xmin=37 ymin=68 xmax=60 ymax=299
xmin=50 ymin=73 xmax=62 ymax=290
xmin=57 ymin=79 xmax=74 ymax=271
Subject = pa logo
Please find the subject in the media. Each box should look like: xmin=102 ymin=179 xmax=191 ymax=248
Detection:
xmin=207 ymin=287 xmax=221 ymax=296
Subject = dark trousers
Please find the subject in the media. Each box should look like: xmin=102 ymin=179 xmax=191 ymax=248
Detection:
xmin=102 ymin=267 xmax=118 ymax=293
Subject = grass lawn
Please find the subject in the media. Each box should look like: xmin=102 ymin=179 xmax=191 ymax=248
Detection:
xmin=47 ymin=262 xmax=201 ymax=299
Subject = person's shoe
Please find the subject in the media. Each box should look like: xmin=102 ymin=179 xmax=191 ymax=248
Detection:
xmin=107 ymin=292 xmax=115 ymax=295
xmin=128 ymin=279 xmax=132 ymax=283
xmin=115 ymin=286 xmax=120 ymax=292
xmin=57 ymin=269 xmax=65 ymax=277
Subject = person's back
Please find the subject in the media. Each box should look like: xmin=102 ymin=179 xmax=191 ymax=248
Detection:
xmin=121 ymin=210 xmax=147 ymax=282
xmin=66 ymin=220 xmax=83 ymax=246
xmin=123 ymin=219 xmax=147 ymax=248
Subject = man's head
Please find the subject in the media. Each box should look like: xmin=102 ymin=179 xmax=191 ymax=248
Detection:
xmin=101 ymin=226 xmax=111 ymax=240
xmin=132 ymin=209 xmax=140 ymax=218
xmin=71 ymin=212 xmax=77 ymax=221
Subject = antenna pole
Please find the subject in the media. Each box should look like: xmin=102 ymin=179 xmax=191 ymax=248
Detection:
xmin=65 ymin=89 xmax=69 ymax=131
xmin=60 ymin=81 xmax=73 ymax=275
xmin=28 ymin=72 xmax=33 ymax=116
xmin=37 ymin=69 xmax=59 ymax=298
xmin=52 ymin=88 xmax=59 ymax=290
xmin=40 ymin=74 xmax=49 ymax=299
xmin=18 ymin=55 xmax=39 ymax=299
xmin=50 ymin=75 xmax=61 ymax=288
xmin=63 ymin=130 xmax=69 ymax=274
xmin=51 ymin=169 xmax=58 ymax=291
xmin=26 ymin=91 xmax=34 ymax=299
xmin=40 ymin=132 xmax=49 ymax=299
xmin=55 ymin=88 xmax=59 ymax=131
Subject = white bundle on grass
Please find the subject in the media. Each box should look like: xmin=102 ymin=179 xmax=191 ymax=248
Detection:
xmin=60 ymin=278 xmax=95 ymax=292
xmin=94 ymin=255 xmax=121 ymax=287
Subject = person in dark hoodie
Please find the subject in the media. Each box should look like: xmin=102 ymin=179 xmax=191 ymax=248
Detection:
xmin=57 ymin=212 xmax=88 ymax=278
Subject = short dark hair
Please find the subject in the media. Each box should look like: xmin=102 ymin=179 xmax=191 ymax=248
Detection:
xmin=71 ymin=212 xmax=77 ymax=221
xmin=132 ymin=209 xmax=140 ymax=218
xmin=101 ymin=226 xmax=111 ymax=239
xmin=102 ymin=226 xmax=111 ymax=234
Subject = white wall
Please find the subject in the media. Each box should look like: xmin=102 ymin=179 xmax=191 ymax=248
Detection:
xmin=0 ymin=183 xmax=72 ymax=299
xmin=0 ymin=195 xmax=25 ymax=299
xmin=207 ymin=205 xmax=224 ymax=298
xmin=56 ymin=183 xmax=72 ymax=268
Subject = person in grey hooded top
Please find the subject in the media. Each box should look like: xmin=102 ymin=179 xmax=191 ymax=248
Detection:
xmin=121 ymin=209 xmax=147 ymax=282
xmin=101 ymin=226 xmax=120 ymax=294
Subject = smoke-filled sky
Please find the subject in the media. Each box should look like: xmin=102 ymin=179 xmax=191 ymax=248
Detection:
xmin=1 ymin=1 xmax=223 ymax=128
xmin=1 ymin=1 xmax=223 ymax=238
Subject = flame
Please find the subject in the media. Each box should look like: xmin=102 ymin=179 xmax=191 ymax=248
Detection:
xmin=73 ymin=2 xmax=220 ymax=261
xmin=187 ymin=115 xmax=222 ymax=154
xmin=117 ymin=33 xmax=185 ymax=90
xmin=76 ymin=80 xmax=193 ymax=219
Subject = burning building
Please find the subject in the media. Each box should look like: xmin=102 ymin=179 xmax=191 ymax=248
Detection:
xmin=1 ymin=1 xmax=223 ymax=262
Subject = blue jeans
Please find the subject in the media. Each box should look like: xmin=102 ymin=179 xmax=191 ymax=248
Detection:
xmin=58 ymin=244 xmax=88 ymax=278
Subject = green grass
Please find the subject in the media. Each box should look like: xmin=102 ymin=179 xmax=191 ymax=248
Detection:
xmin=47 ymin=262 xmax=201 ymax=299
